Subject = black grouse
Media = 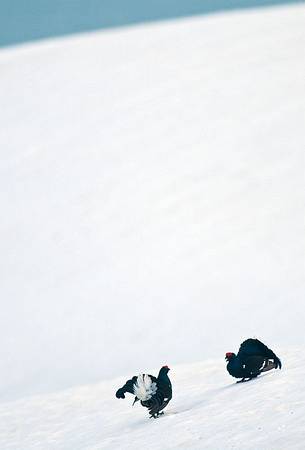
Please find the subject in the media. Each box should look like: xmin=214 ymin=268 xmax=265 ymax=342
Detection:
xmin=115 ymin=366 xmax=172 ymax=418
xmin=226 ymin=338 xmax=282 ymax=382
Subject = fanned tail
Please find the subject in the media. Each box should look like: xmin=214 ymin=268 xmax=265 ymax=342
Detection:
xmin=133 ymin=374 xmax=157 ymax=401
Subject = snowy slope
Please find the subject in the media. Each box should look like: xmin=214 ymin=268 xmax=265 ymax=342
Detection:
xmin=0 ymin=0 xmax=304 ymax=423
xmin=1 ymin=3 xmax=305 ymax=450
xmin=1 ymin=351 xmax=304 ymax=450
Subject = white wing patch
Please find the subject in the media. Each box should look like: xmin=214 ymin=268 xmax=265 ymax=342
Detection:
xmin=133 ymin=374 xmax=157 ymax=401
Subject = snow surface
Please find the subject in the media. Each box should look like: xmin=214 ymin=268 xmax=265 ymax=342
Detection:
xmin=0 ymin=3 xmax=305 ymax=449
xmin=1 ymin=352 xmax=304 ymax=450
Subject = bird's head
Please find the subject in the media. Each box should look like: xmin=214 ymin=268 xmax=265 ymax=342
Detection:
xmin=225 ymin=352 xmax=236 ymax=362
xmin=159 ymin=365 xmax=170 ymax=375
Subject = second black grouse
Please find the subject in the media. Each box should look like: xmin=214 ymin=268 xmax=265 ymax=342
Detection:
xmin=226 ymin=338 xmax=282 ymax=382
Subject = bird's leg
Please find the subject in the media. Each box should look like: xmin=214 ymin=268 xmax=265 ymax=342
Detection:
xmin=236 ymin=378 xmax=246 ymax=383
xmin=249 ymin=373 xmax=259 ymax=379
xmin=237 ymin=377 xmax=251 ymax=383
xmin=237 ymin=376 xmax=258 ymax=383
xmin=149 ymin=411 xmax=164 ymax=419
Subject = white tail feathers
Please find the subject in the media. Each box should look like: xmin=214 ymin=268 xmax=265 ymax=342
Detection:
xmin=133 ymin=374 xmax=157 ymax=401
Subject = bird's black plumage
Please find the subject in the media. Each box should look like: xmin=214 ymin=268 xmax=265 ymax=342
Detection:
xmin=115 ymin=366 xmax=172 ymax=418
xmin=226 ymin=338 xmax=282 ymax=382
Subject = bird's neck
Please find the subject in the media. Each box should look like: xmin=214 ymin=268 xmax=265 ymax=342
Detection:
xmin=157 ymin=371 xmax=171 ymax=386
xmin=229 ymin=356 xmax=243 ymax=369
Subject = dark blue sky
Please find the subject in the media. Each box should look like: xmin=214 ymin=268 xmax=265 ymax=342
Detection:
xmin=0 ymin=0 xmax=303 ymax=47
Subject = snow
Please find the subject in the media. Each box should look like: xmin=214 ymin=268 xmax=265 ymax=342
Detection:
xmin=1 ymin=351 xmax=304 ymax=450
xmin=0 ymin=3 xmax=305 ymax=449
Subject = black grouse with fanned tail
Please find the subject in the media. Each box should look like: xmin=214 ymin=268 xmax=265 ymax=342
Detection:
xmin=226 ymin=338 xmax=282 ymax=382
xmin=115 ymin=366 xmax=172 ymax=418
